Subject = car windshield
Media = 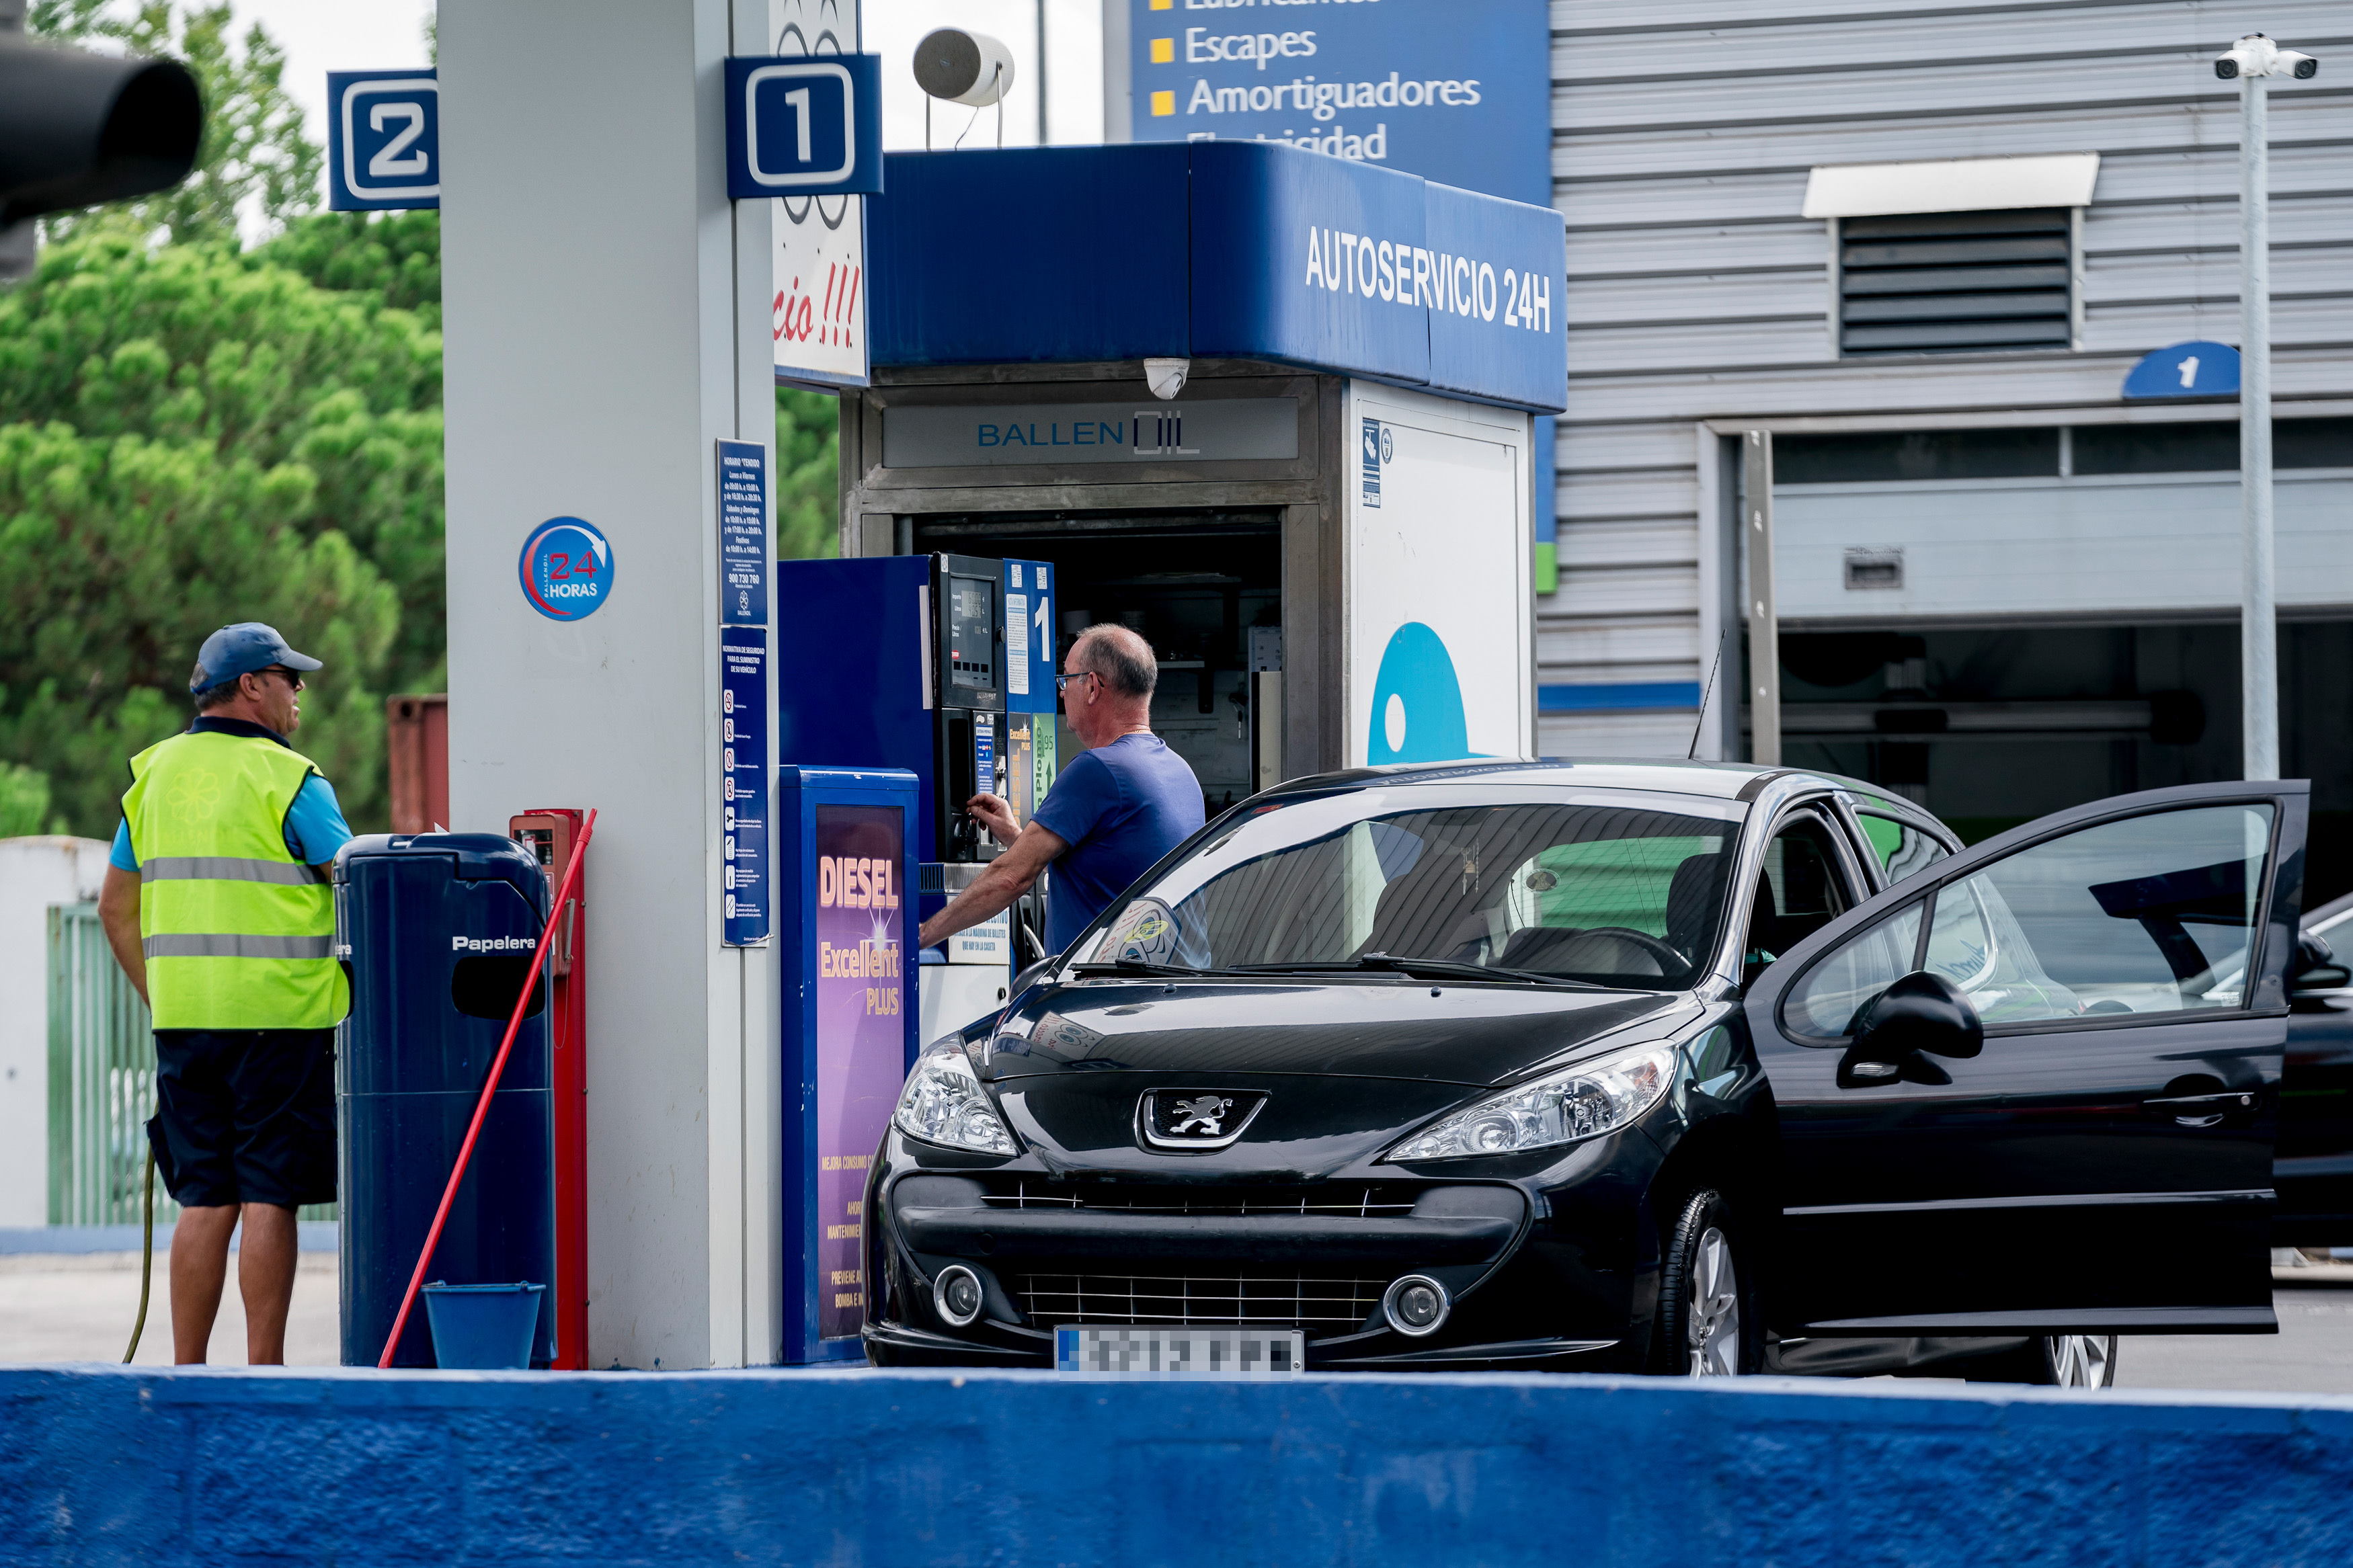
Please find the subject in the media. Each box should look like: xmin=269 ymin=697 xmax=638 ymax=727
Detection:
xmin=1079 ymin=788 xmax=1743 ymax=990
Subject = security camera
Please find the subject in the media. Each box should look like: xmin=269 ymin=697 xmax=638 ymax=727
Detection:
xmin=2215 ymin=32 xmax=2319 ymax=80
xmin=1143 ymin=358 xmax=1189 ymax=401
xmin=913 ymin=28 xmax=1014 ymax=107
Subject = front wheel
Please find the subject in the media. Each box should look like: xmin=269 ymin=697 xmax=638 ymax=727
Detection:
xmin=1654 ymin=1188 xmax=1760 ymax=1376
xmin=1961 ymin=1334 xmax=2118 ymax=1388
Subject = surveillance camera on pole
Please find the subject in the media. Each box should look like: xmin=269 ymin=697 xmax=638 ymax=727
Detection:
xmin=0 ymin=36 xmax=202 ymax=228
xmin=2214 ymin=32 xmax=2318 ymax=79
xmin=2211 ymin=33 xmax=2319 ymax=782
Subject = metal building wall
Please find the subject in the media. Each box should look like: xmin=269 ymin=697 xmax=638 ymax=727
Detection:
xmin=1542 ymin=0 xmax=2353 ymax=759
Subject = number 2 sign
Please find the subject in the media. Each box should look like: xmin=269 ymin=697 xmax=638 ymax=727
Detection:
xmin=328 ymin=70 xmax=440 ymax=211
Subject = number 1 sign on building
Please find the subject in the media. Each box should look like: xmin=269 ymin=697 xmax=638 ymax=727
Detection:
xmin=731 ymin=1 xmax=885 ymax=392
xmin=725 ymin=1 xmax=885 ymax=393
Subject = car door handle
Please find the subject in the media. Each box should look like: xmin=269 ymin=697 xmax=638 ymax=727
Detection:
xmin=2143 ymin=1091 xmax=2256 ymax=1128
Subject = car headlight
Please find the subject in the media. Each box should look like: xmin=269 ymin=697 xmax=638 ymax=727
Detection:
xmin=1385 ymin=1041 xmax=1676 ymax=1161
xmin=893 ymin=1035 xmax=1017 ymax=1155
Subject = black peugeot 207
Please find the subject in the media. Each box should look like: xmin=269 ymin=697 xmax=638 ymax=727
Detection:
xmin=865 ymin=760 xmax=2338 ymax=1385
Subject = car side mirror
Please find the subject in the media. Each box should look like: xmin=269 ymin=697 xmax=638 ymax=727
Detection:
xmin=1839 ymin=971 xmax=1983 ymax=1088
xmin=2298 ymin=962 xmax=2353 ymax=993
xmin=1010 ymin=957 xmax=1058 ymax=998
xmin=2293 ymin=930 xmax=2350 ymax=996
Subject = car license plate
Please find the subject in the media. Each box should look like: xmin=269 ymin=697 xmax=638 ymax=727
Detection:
xmin=1054 ymin=1325 xmax=1305 ymax=1379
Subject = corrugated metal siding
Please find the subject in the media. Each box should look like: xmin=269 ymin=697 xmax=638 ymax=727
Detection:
xmin=1543 ymin=0 xmax=2353 ymax=758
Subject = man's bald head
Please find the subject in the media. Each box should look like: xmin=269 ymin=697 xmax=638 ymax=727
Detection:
xmin=1071 ymin=623 xmax=1157 ymax=700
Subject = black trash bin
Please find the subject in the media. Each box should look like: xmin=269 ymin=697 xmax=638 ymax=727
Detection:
xmin=335 ymin=832 xmax=555 ymax=1368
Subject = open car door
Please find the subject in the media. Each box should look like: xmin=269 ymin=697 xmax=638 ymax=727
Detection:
xmin=1744 ymin=780 xmax=2307 ymax=1337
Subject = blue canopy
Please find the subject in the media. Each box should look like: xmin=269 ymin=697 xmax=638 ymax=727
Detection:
xmin=865 ymin=142 xmax=1567 ymax=414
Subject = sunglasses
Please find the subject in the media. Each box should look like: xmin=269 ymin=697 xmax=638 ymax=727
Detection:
xmin=256 ymin=667 xmax=306 ymax=691
xmin=1053 ymin=669 xmax=1099 ymax=692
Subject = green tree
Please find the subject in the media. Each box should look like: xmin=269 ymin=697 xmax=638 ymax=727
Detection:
xmin=0 ymin=761 xmax=55 ymax=837
xmin=776 ymin=387 xmax=839 ymax=560
xmin=258 ymin=211 xmax=442 ymax=328
xmin=0 ymin=233 xmax=428 ymax=834
xmin=28 ymin=1 xmax=321 ymax=245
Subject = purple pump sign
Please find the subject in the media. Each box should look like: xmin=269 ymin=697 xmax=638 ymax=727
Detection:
xmin=811 ymin=804 xmax=907 ymax=1342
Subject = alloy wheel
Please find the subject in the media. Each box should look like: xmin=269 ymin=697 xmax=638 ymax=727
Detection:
xmin=1685 ymin=1226 xmax=1742 ymax=1376
xmin=2047 ymin=1333 xmax=2114 ymax=1388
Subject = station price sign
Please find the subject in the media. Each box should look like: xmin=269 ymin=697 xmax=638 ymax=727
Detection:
xmin=721 ymin=630 xmax=771 ymax=948
xmin=327 ymin=69 xmax=440 ymax=212
xmin=716 ymin=440 xmax=770 ymax=626
xmin=717 ymin=434 xmax=772 ymax=948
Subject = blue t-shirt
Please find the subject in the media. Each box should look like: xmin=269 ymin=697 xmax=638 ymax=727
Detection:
xmin=110 ymin=718 xmax=354 ymax=872
xmin=1031 ymin=733 xmax=1205 ymax=952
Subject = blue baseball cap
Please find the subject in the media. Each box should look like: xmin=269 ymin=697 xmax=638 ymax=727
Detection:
xmin=190 ymin=622 xmax=323 ymax=695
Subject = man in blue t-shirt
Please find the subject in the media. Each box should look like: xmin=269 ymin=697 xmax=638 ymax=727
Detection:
xmin=919 ymin=623 xmax=1204 ymax=958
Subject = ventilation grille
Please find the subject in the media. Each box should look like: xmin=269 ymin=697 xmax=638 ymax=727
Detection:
xmin=1839 ymin=208 xmax=2071 ymax=356
xmin=980 ymin=1179 xmax=1421 ymax=1217
xmin=1018 ymin=1271 xmax=1388 ymax=1330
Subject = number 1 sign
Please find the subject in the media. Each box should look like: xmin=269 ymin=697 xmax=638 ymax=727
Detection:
xmin=725 ymin=54 xmax=883 ymax=199
xmin=328 ymin=70 xmax=440 ymax=211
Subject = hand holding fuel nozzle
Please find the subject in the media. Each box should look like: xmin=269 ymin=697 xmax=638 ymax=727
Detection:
xmin=963 ymin=792 xmax=1020 ymax=845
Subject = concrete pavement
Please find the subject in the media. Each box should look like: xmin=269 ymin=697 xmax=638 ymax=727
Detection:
xmin=0 ymin=1251 xmax=340 ymax=1366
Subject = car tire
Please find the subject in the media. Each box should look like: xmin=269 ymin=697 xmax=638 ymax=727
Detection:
xmin=1654 ymin=1188 xmax=1759 ymax=1376
xmin=1960 ymin=1334 xmax=2118 ymax=1388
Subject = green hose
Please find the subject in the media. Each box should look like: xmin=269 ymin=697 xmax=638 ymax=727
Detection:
xmin=122 ymin=1149 xmax=155 ymax=1364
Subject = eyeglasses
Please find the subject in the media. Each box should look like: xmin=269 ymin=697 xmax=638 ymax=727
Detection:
xmin=1053 ymin=669 xmax=1099 ymax=692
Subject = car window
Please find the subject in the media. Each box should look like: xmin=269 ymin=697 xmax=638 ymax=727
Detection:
xmin=1856 ymin=811 xmax=1951 ymax=886
xmin=1786 ymin=901 xmax=1924 ymax=1036
xmin=1743 ymin=812 xmax=1856 ymax=983
xmin=1921 ymin=802 xmax=2276 ymax=1024
xmin=1084 ymin=794 xmax=1741 ymax=989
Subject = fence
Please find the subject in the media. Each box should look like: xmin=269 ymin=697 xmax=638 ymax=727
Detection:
xmin=45 ymin=903 xmax=334 ymax=1226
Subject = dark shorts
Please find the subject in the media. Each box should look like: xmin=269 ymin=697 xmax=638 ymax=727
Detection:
xmin=147 ymin=1028 xmax=337 ymax=1209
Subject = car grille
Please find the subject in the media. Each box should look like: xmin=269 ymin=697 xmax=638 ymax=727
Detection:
xmin=1017 ymin=1271 xmax=1387 ymax=1331
xmin=980 ymin=1178 xmax=1421 ymax=1218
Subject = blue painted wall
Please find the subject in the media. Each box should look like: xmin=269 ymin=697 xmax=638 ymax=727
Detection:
xmin=6 ymin=1368 xmax=2353 ymax=1565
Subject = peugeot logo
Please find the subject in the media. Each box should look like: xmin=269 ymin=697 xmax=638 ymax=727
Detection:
xmin=1140 ymin=1088 xmax=1268 ymax=1151
xmin=1168 ymin=1095 xmax=1231 ymax=1135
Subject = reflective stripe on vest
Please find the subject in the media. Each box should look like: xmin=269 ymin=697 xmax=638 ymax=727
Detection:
xmin=123 ymin=730 xmax=348 ymax=1030
xmin=140 ymin=856 xmax=329 ymax=886
xmin=142 ymin=933 xmax=336 ymax=959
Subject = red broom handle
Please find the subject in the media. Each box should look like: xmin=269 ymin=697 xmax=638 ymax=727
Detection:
xmin=378 ymin=809 xmax=598 ymax=1368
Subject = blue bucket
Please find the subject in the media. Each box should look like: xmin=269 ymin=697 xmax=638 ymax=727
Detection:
xmin=421 ymin=1282 xmax=545 ymax=1369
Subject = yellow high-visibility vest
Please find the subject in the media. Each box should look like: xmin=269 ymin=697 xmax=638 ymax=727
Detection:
xmin=122 ymin=729 xmax=348 ymax=1030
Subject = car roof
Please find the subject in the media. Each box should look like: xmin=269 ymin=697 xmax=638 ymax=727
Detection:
xmin=1269 ymin=757 xmax=1925 ymax=814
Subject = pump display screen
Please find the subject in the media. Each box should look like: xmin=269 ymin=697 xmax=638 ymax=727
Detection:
xmin=948 ymin=577 xmax=994 ymax=690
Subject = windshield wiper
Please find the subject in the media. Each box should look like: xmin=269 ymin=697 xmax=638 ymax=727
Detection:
xmin=1069 ymin=957 xmax=1222 ymax=978
xmin=1228 ymin=954 xmax=1606 ymax=989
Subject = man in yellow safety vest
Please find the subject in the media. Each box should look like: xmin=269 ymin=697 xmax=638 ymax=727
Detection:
xmin=98 ymin=622 xmax=352 ymax=1364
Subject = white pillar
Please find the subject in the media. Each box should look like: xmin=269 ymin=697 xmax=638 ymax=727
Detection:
xmin=439 ymin=0 xmax=781 ymax=1368
xmin=2239 ymin=69 xmax=2278 ymax=781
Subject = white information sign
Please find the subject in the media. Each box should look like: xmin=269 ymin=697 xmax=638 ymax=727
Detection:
xmin=768 ymin=0 xmax=869 ymax=390
xmin=1346 ymin=382 xmax=1533 ymax=768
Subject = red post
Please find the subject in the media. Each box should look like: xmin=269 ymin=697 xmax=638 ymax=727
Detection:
xmin=512 ymin=809 xmax=590 ymax=1370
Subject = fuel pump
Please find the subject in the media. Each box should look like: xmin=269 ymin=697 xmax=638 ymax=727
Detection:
xmin=776 ymin=552 xmax=1035 ymax=1041
xmin=999 ymin=558 xmax=1058 ymax=969
xmin=930 ymin=554 xmax=1007 ymax=864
